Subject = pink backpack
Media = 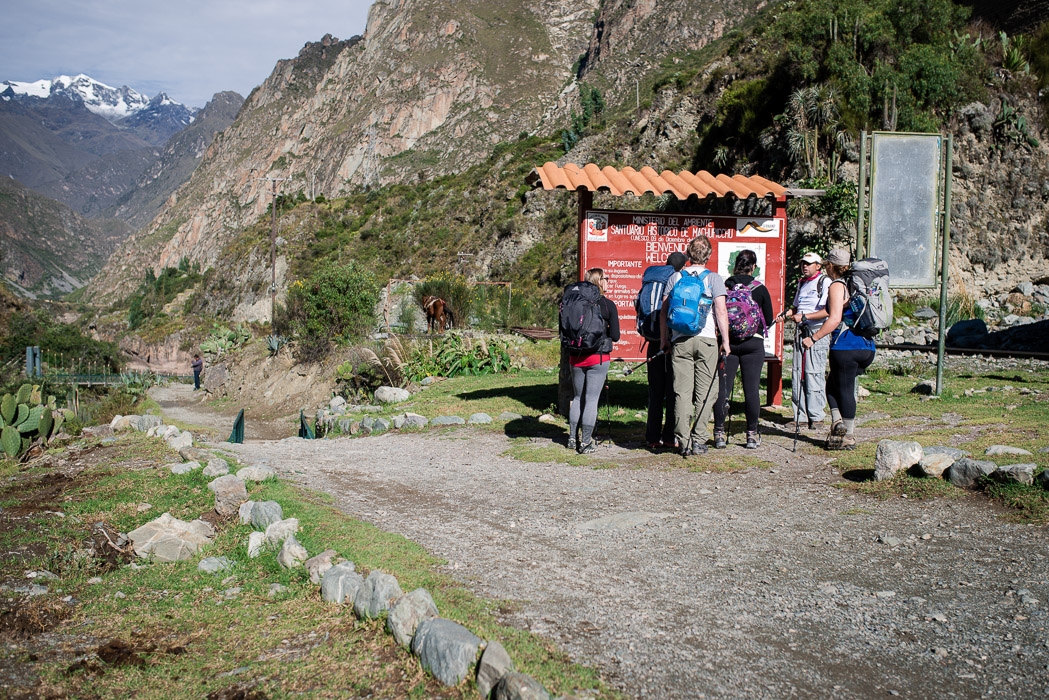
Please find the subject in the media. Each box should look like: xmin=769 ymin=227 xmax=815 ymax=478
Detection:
xmin=726 ymin=279 xmax=766 ymax=342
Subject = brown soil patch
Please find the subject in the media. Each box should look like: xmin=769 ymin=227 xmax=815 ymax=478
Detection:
xmin=0 ymin=597 xmax=72 ymax=638
xmin=207 ymin=682 xmax=269 ymax=700
xmin=0 ymin=473 xmax=73 ymax=515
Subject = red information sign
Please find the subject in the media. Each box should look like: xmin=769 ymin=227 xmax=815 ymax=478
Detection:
xmin=579 ymin=208 xmax=788 ymax=362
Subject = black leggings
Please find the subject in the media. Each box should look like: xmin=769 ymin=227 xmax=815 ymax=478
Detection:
xmin=827 ymin=349 xmax=875 ymax=420
xmin=714 ymin=336 xmax=765 ymax=433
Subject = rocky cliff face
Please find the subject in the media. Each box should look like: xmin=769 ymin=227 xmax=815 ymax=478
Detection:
xmin=87 ymin=0 xmax=1049 ymax=314
xmin=87 ymin=0 xmax=607 ymax=303
xmin=0 ymin=177 xmax=131 ymax=298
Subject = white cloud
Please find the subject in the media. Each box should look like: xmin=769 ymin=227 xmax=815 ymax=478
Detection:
xmin=0 ymin=0 xmax=372 ymax=107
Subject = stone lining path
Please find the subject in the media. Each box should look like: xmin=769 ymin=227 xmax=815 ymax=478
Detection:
xmin=156 ymin=384 xmax=1049 ymax=698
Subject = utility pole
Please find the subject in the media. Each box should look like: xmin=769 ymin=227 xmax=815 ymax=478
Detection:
xmin=255 ymin=175 xmax=291 ymax=324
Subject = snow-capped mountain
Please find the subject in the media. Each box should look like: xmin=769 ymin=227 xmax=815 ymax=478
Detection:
xmin=1 ymin=74 xmax=190 ymax=124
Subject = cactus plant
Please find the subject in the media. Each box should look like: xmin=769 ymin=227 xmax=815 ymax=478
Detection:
xmin=0 ymin=394 xmax=13 ymax=424
xmin=1 ymin=425 xmax=19 ymax=458
xmin=38 ymin=407 xmax=53 ymax=443
xmin=0 ymin=385 xmax=62 ymax=460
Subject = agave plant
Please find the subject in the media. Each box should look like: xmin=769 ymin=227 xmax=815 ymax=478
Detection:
xmin=267 ymin=335 xmax=288 ymax=356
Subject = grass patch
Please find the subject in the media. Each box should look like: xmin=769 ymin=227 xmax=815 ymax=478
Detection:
xmin=0 ymin=434 xmax=615 ymax=699
xmin=823 ymin=358 xmax=1049 ymax=521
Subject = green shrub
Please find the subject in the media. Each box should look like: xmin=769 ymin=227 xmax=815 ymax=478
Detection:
xmin=282 ymin=262 xmax=381 ymax=361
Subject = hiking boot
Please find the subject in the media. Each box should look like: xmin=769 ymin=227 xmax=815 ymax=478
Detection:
xmin=840 ymin=436 xmax=857 ymax=450
xmin=713 ymin=431 xmax=727 ymax=449
xmin=681 ymin=443 xmax=707 ymax=457
xmin=745 ymin=431 xmax=761 ymax=449
xmin=577 ymin=441 xmax=596 ymax=455
xmin=567 ymin=437 xmax=577 ymax=450
xmin=826 ymin=421 xmax=846 ymax=450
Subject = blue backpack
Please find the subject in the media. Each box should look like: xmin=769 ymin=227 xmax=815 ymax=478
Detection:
xmin=666 ymin=269 xmax=711 ymax=335
xmin=634 ymin=264 xmax=675 ymax=341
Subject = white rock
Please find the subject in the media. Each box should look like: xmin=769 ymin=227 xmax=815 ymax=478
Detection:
xmin=264 ymin=518 xmax=300 ymax=547
xmin=374 ymin=386 xmax=411 ymax=404
xmin=247 ymin=532 xmax=265 ymax=558
xmin=237 ymin=465 xmax=276 ymax=482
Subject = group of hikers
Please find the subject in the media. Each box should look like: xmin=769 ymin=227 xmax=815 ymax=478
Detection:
xmin=560 ymin=236 xmax=882 ymax=456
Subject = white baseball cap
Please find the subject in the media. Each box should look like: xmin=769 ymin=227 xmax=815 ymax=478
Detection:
xmin=801 ymin=252 xmax=822 ymax=264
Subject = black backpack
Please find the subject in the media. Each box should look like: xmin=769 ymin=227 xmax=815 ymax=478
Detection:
xmin=560 ymin=281 xmax=609 ymax=354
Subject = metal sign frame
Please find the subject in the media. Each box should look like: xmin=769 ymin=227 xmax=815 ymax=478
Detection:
xmin=857 ymin=130 xmax=953 ymax=393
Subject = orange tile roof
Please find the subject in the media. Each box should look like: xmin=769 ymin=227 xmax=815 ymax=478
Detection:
xmin=527 ymin=162 xmax=790 ymax=200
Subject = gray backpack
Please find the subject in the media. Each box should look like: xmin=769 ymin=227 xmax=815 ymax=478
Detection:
xmin=845 ymin=258 xmax=893 ymax=338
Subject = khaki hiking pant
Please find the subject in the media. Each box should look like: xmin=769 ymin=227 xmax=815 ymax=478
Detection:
xmin=671 ymin=335 xmax=719 ymax=448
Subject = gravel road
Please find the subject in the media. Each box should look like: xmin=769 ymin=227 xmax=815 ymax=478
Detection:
xmin=193 ymin=410 xmax=1049 ymax=699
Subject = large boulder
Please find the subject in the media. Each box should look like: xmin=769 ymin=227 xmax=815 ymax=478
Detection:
xmin=170 ymin=461 xmax=201 ymax=475
xmin=918 ymin=452 xmax=955 ymax=479
xmin=127 ymin=513 xmax=214 ymax=562
xmin=411 ymin=618 xmax=481 ymax=686
xmin=304 ymin=549 xmax=338 ymax=584
xmin=354 ymin=570 xmax=403 ymax=620
xmin=386 ymin=588 xmax=439 ymax=648
xmin=375 ymin=386 xmax=411 ymax=404
xmin=873 ymin=440 xmax=923 ymax=481
xmin=202 ymin=459 xmax=230 ymax=477
xmin=166 ymin=431 xmax=193 ymax=451
xmin=477 ymin=639 xmax=515 ymax=698
xmin=249 ymin=501 xmax=285 ymax=530
xmin=202 ymin=363 xmax=228 ymax=391
xmin=277 ymin=534 xmax=308 ymax=569
xmin=237 ymin=465 xmax=276 ymax=482
xmin=493 ymin=672 xmax=550 ymax=700
xmin=320 ymin=563 xmax=364 ymax=604
xmin=947 ymin=458 xmax=997 ymax=489
xmin=208 ymin=475 xmax=248 ymax=517
xmin=991 ymin=463 xmax=1036 ymax=486
xmin=264 ymin=518 xmax=300 ymax=547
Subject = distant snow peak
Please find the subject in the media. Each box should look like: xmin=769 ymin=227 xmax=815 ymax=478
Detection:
xmin=1 ymin=74 xmax=185 ymax=122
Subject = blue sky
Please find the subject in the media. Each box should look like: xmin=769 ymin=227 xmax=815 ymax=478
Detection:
xmin=0 ymin=0 xmax=374 ymax=108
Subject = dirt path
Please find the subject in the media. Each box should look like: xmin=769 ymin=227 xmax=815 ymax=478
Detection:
xmin=157 ymin=389 xmax=1049 ymax=699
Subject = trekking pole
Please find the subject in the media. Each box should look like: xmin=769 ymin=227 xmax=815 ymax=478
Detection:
xmin=793 ymin=323 xmax=811 ymax=453
xmin=725 ymin=357 xmax=737 ymax=444
xmin=623 ymin=350 xmax=665 ymax=376
xmin=603 ymin=379 xmax=612 ymax=446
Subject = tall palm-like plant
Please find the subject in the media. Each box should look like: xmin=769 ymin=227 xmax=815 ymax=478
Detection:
xmin=781 ymin=85 xmax=851 ymax=183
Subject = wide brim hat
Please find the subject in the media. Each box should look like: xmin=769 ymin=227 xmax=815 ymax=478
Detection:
xmin=825 ymin=248 xmax=851 ymax=265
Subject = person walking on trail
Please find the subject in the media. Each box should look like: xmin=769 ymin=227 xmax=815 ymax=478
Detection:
xmin=565 ymin=268 xmax=620 ymax=455
xmin=659 ymin=236 xmax=730 ymax=457
xmin=799 ymin=248 xmax=875 ymax=450
xmin=782 ymin=251 xmax=830 ymax=429
xmin=640 ymin=251 xmax=687 ymax=450
xmin=712 ymin=249 xmax=776 ymax=450
xmin=191 ymin=353 xmax=204 ymax=391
